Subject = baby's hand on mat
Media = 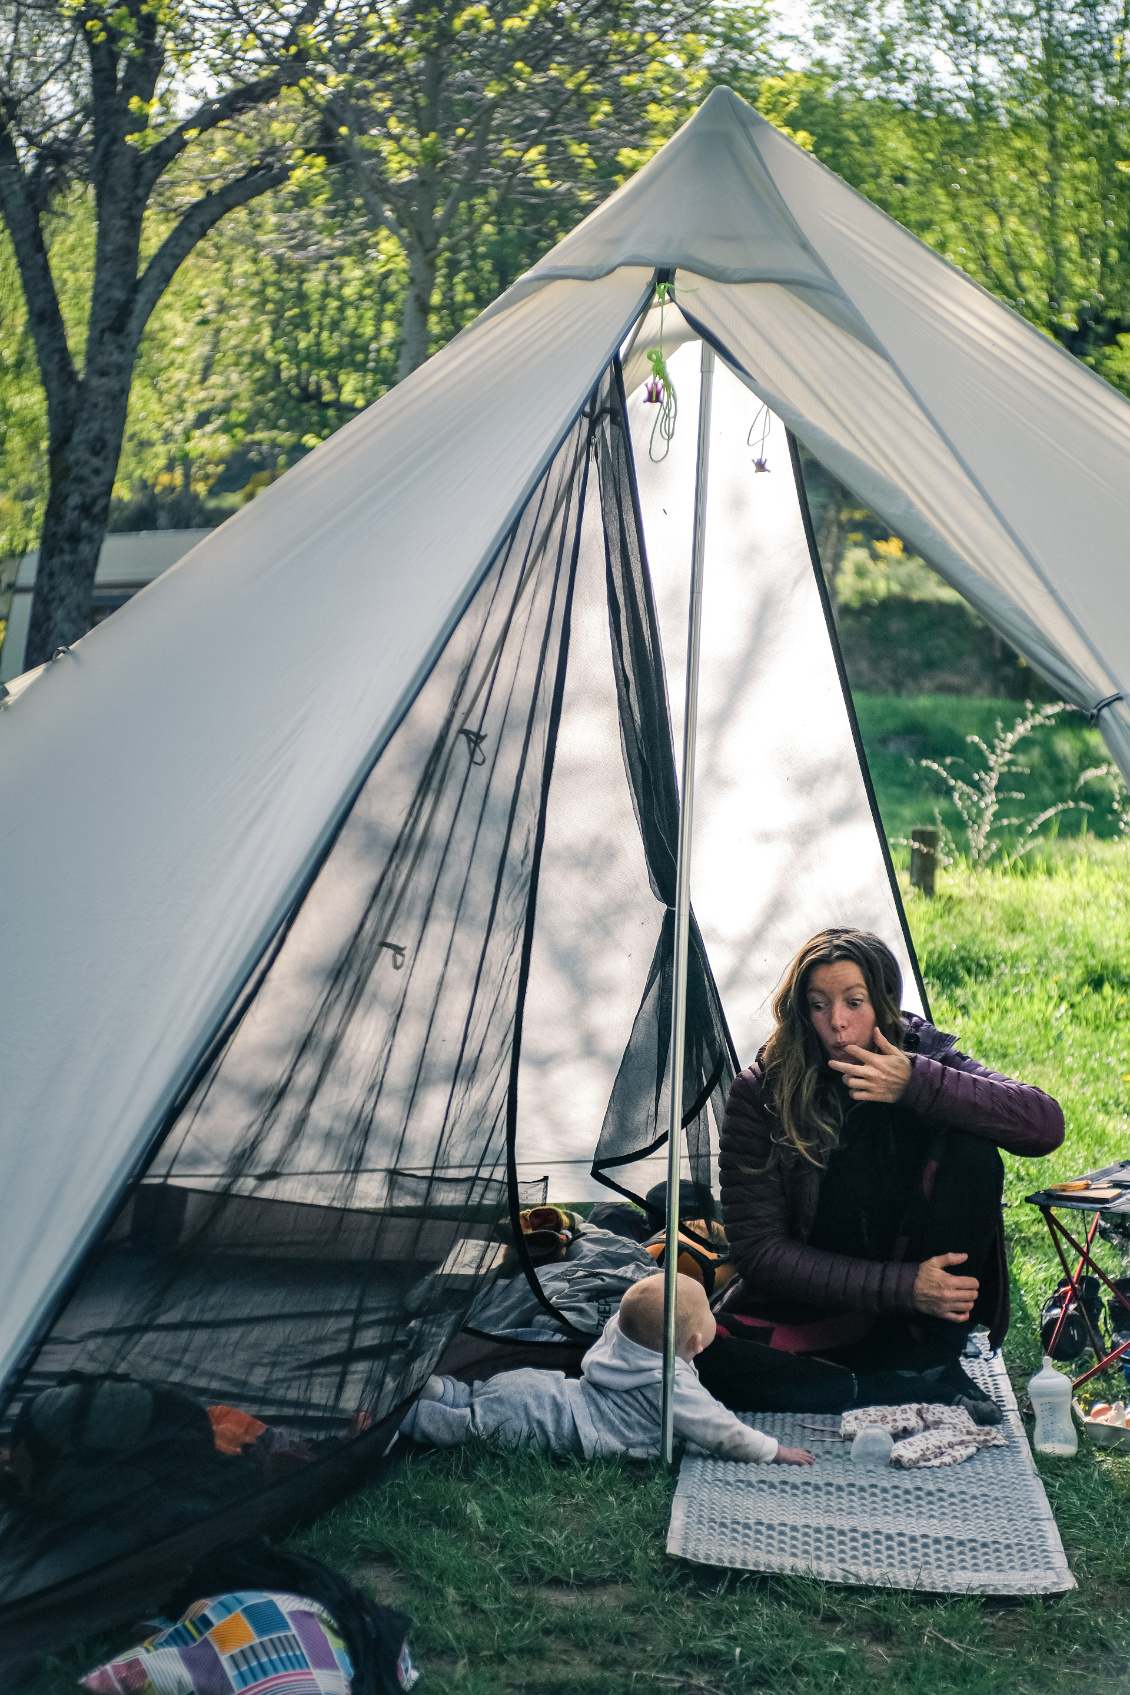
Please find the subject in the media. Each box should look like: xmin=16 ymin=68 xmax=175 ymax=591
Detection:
xmin=773 ymin=1446 xmax=815 ymax=1465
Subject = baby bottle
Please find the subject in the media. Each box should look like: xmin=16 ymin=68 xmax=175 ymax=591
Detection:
xmin=1028 ymin=1355 xmax=1078 ymax=1456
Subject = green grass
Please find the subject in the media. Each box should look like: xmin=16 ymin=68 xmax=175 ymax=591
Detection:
xmin=906 ymin=851 xmax=1130 ymax=1387
xmin=29 ymin=849 xmax=1130 ymax=1694
xmin=856 ymin=694 xmax=1115 ymax=851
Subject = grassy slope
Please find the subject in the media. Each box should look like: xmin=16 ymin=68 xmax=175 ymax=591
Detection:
xmin=910 ymin=850 xmax=1130 ymax=1375
xmin=33 ymin=833 xmax=1130 ymax=1695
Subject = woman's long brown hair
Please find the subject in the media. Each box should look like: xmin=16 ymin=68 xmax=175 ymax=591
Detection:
xmin=760 ymin=928 xmax=905 ymax=1167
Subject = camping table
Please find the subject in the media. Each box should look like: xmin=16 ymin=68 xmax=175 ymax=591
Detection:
xmin=1026 ymin=1160 xmax=1130 ymax=1391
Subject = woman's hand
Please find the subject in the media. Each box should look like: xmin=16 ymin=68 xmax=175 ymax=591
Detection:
xmin=773 ymin=1446 xmax=816 ymax=1465
xmin=828 ymin=1027 xmax=912 ymax=1102
xmin=913 ymin=1252 xmax=979 ymax=1322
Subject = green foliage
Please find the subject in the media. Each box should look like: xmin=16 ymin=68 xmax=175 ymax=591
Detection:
xmin=837 ymin=601 xmax=1043 ymax=697
xmin=1075 ymin=759 xmax=1130 ymax=839
xmin=0 ymin=230 xmax=45 ymax=558
xmin=835 ymin=535 xmax=962 ymax=609
xmin=859 ymin=695 xmax=1114 ymax=849
xmin=311 ymin=0 xmax=743 ymax=375
xmin=4 ymin=0 xmax=1129 ymax=552
xmin=0 ymin=0 xmax=726 ymax=543
xmin=114 ymin=176 xmax=409 ymax=513
xmin=0 ymin=196 xmax=101 ymax=556
xmin=745 ymin=1 xmax=1130 ymax=395
xmin=0 ymin=173 xmax=410 ymax=544
xmin=915 ymin=701 xmax=1087 ymax=865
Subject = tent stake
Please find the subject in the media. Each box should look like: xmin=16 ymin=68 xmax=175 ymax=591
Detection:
xmin=662 ymin=340 xmax=715 ymax=1468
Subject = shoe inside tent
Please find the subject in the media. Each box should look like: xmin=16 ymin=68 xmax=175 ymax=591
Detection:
xmin=1 ymin=85 xmax=1129 ymax=1670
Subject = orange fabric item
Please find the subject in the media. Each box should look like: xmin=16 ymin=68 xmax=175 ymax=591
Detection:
xmin=207 ymin=1404 xmax=267 ymax=1456
xmin=209 ymin=1611 xmax=256 ymax=1651
xmin=644 ymin=1240 xmax=707 ymax=1279
xmin=644 ymin=1225 xmax=737 ymax=1293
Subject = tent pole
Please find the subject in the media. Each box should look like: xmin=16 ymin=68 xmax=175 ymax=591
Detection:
xmin=662 ymin=340 xmax=715 ymax=1468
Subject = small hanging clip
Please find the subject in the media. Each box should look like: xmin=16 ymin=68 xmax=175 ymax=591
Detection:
xmin=380 ymin=941 xmax=406 ymax=970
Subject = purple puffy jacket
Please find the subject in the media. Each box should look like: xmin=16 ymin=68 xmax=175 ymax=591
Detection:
xmin=718 ymin=1013 xmax=1064 ymax=1347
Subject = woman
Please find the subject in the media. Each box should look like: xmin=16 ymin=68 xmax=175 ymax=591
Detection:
xmin=697 ymin=927 xmax=1063 ymax=1416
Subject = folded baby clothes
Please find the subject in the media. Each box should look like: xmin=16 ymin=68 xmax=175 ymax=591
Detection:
xmin=841 ymin=1403 xmax=1007 ymax=1468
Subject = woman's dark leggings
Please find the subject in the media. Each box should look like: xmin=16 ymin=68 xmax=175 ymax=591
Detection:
xmin=698 ymin=1126 xmax=1005 ymax=1413
xmin=695 ymin=1334 xmax=990 ymax=1413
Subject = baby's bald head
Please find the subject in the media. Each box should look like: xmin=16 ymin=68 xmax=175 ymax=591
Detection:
xmin=619 ymin=1272 xmax=715 ymax=1358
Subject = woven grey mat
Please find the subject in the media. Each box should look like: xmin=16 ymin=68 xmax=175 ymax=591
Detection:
xmin=668 ymin=1342 xmax=1075 ymax=1594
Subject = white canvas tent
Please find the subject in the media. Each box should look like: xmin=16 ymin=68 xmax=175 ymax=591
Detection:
xmin=0 ymin=86 xmax=1129 ymax=1630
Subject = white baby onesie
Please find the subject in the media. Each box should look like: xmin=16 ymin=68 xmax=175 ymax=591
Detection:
xmin=400 ymin=1314 xmax=777 ymax=1463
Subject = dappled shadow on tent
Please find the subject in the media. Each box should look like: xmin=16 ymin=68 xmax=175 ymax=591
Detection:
xmin=0 ymin=365 xmax=733 ymax=1665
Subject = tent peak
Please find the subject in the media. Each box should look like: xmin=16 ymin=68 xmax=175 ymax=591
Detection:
xmin=476 ymin=87 xmax=842 ymax=317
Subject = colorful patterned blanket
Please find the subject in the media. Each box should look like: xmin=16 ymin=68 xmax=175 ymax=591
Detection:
xmin=80 ymin=1588 xmax=366 ymax=1694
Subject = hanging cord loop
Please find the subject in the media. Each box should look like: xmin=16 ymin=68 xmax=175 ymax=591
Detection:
xmin=747 ymin=402 xmax=771 ymax=473
xmin=644 ymin=281 xmax=679 ymax=461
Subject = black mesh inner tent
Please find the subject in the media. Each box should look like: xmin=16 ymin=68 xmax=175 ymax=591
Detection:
xmin=0 ymin=361 xmax=735 ymax=1651
xmin=591 ymin=368 xmax=737 ymax=1211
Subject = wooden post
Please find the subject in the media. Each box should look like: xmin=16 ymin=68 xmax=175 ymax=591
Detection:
xmin=910 ymin=827 xmax=938 ymax=897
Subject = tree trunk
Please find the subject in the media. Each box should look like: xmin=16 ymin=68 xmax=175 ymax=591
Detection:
xmin=24 ymin=353 xmax=135 ymax=668
xmin=398 ymin=242 xmax=438 ymax=380
xmin=816 ymin=487 xmax=847 ymax=624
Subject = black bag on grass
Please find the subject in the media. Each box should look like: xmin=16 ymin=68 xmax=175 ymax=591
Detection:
xmin=1039 ymin=1276 xmax=1104 ymax=1360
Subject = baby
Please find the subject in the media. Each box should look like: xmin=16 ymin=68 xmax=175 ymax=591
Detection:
xmin=400 ymin=1272 xmax=814 ymax=1465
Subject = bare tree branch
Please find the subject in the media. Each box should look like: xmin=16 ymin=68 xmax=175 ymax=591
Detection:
xmin=138 ymin=0 xmax=328 ymax=188
xmin=0 ymin=102 xmax=77 ymax=436
xmin=139 ymin=72 xmax=293 ymax=188
xmin=128 ymin=154 xmax=292 ymax=343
